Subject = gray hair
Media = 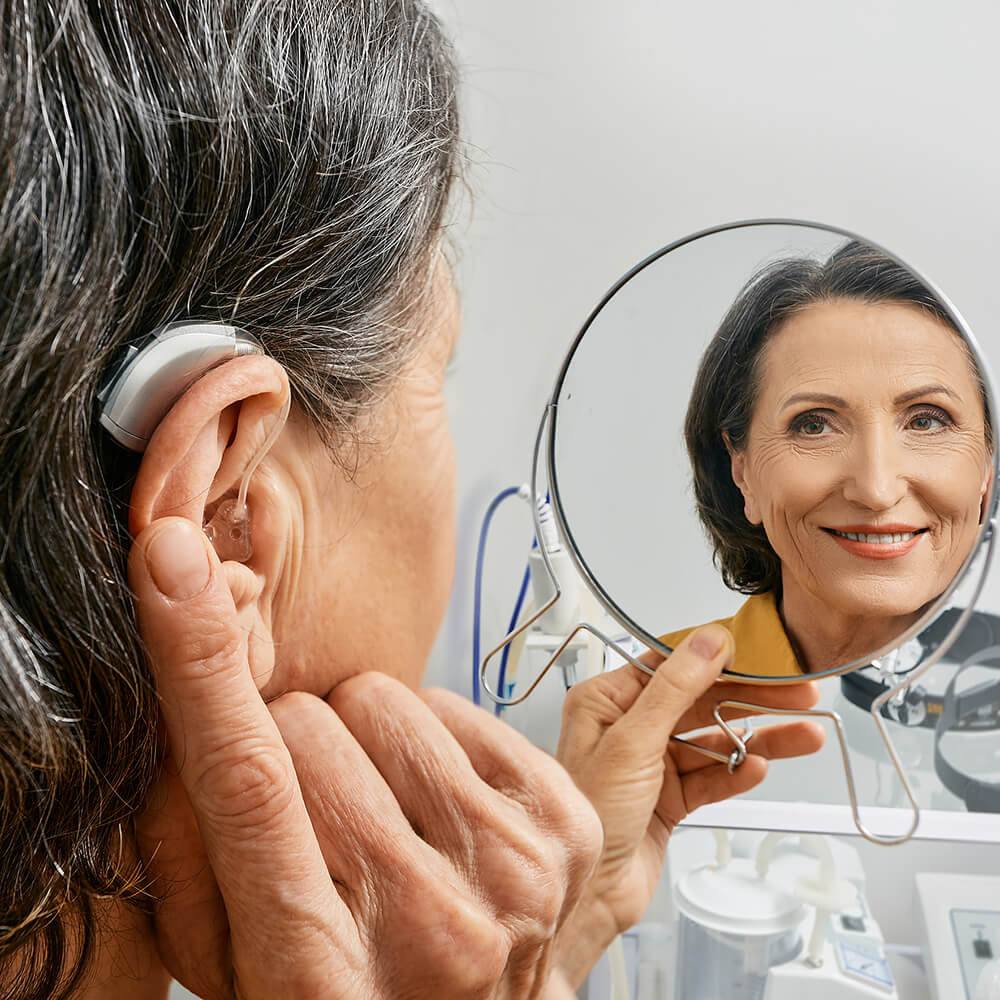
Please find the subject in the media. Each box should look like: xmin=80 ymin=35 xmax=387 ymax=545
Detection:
xmin=0 ymin=1 xmax=460 ymax=995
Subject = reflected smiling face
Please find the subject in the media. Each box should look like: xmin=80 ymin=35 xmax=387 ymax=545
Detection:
xmin=729 ymin=298 xmax=991 ymax=631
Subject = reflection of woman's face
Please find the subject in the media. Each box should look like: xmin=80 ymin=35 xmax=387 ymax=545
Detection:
xmin=729 ymin=299 xmax=990 ymax=624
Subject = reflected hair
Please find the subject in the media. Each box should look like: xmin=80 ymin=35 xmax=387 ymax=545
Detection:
xmin=685 ymin=241 xmax=990 ymax=596
xmin=0 ymin=1 xmax=459 ymax=996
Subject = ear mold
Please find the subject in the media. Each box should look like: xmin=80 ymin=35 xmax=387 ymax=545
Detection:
xmin=204 ymin=498 xmax=254 ymax=562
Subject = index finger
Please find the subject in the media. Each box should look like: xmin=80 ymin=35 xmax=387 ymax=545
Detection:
xmin=129 ymin=518 xmax=352 ymax=955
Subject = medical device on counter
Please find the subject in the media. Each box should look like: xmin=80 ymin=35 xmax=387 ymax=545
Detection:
xmin=673 ymin=831 xmax=896 ymax=1000
xmin=916 ymin=873 xmax=1000 ymax=1000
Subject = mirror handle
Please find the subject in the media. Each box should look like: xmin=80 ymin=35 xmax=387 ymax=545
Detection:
xmin=696 ymin=700 xmax=920 ymax=846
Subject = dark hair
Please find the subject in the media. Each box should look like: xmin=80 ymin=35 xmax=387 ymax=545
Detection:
xmin=0 ymin=2 xmax=459 ymax=996
xmin=685 ymin=240 xmax=989 ymax=595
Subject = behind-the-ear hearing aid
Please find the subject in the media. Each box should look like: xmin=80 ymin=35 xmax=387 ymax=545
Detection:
xmin=98 ymin=321 xmax=264 ymax=451
xmin=99 ymin=320 xmax=289 ymax=561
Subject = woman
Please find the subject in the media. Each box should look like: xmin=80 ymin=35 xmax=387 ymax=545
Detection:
xmin=669 ymin=242 xmax=993 ymax=676
xmin=0 ymin=2 xmax=824 ymax=997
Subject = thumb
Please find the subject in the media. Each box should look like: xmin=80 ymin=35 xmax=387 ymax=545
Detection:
xmin=130 ymin=518 xmax=352 ymax=991
xmin=128 ymin=515 xmax=311 ymax=873
xmin=621 ymin=624 xmax=734 ymax=752
xmin=128 ymin=516 xmax=259 ymax=756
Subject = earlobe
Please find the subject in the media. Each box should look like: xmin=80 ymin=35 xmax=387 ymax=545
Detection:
xmin=742 ymin=493 xmax=761 ymax=525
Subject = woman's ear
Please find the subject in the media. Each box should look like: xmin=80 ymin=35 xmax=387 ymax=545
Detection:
xmin=980 ymin=455 xmax=994 ymax=523
xmin=128 ymin=355 xmax=291 ymax=692
xmin=129 ymin=355 xmax=289 ymax=538
xmin=723 ymin=431 xmax=761 ymax=526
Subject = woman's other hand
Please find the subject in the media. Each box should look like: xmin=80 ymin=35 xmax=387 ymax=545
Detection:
xmin=553 ymin=625 xmax=827 ymax=988
xmin=129 ymin=517 xmax=602 ymax=1000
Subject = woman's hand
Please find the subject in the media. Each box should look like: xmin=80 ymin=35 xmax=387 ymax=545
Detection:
xmin=129 ymin=517 xmax=603 ymax=1000
xmin=553 ymin=625 xmax=827 ymax=987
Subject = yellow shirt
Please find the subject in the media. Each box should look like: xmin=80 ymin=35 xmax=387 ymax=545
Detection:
xmin=659 ymin=591 xmax=803 ymax=678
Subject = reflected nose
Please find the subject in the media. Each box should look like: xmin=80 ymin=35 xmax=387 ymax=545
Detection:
xmin=841 ymin=427 xmax=909 ymax=511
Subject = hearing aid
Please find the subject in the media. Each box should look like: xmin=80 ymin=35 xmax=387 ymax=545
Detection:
xmin=99 ymin=320 xmax=289 ymax=561
xmin=98 ymin=321 xmax=264 ymax=451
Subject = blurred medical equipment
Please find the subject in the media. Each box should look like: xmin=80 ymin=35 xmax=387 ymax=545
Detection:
xmin=590 ymin=830 xmax=1000 ymax=1000
xmin=675 ymin=831 xmax=895 ymax=1000
xmin=586 ymin=830 xmax=911 ymax=1000
xmin=917 ymin=872 xmax=1000 ymax=1000
xmin=835 ymin=626 xmax=1000 ymax=814
xmin=934 ymin=645 xmax=1000 ymax=812
xmin=840 ymin=609 xmax=1000 ymax=731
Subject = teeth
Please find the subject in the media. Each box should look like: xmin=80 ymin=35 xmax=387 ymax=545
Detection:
xmin=832 ymin=530 xmax=917 ymax=544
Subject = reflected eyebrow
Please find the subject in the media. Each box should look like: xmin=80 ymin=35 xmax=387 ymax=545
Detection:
xmin=893 ymin=383 xmax=961 ymax=404
xmin=779 ymin=392 xmax=847 ymax=412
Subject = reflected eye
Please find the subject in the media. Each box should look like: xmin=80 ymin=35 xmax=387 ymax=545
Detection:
xmin=790 ymin=411 xmax=834 ymax=436
xmin=907 ymin=406 xmax=950 ymax=432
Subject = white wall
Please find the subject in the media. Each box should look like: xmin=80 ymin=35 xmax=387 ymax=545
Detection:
xmin=428 ymin=0 xmax=1000 ymax=698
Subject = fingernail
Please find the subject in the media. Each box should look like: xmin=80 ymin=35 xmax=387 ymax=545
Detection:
xmin=146 ymin=521 xmax=211 ymax=600
xmin=689 ymin=626 xmax=725 ymax=660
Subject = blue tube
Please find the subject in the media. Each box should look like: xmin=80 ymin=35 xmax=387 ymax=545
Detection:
xmin=472 ymin=486 xmax=521 ymax=705
xmin=495 ymin=553 xmax=533 ymax=716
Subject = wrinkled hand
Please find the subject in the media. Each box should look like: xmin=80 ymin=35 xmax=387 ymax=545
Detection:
xmin=553 ymin=625 xmax=826 ymax=986
xmin=129 ymin=517 xmax=602 ymax=1000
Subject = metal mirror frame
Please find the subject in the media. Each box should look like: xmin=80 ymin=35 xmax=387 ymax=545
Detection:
xmin=546 ymin=218 xmax=1000 ymax=685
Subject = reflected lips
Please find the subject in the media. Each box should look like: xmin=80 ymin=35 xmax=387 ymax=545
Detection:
xmin=822 ymin=524 xmax=927 ymax=560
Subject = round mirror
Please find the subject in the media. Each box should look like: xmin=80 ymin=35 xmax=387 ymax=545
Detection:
xmin=548 ymin=220 xmax=999 ymax=682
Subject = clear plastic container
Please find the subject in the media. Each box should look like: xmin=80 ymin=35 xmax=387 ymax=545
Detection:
xmin=674 ymin=858 xmax=805 ymax=1000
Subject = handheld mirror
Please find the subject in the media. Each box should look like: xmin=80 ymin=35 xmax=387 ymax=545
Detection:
xmin=481 ymin=220 xmax=999 ymax=843
xmin=541 ymin=220 xmax=997 ymax=682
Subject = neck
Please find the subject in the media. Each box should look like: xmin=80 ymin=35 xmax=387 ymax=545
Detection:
xmin=77 ymin=898 xmax=170 ymax=999
xmin=778 ymin=576 xmax=923 ymax=674
xmin=2 ymin=897 xmax=170 ymax=1000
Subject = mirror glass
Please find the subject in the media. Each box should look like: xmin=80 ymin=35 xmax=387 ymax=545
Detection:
xmin=549 ymin=221 xmax=997 ymax=681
